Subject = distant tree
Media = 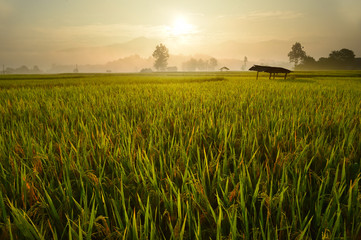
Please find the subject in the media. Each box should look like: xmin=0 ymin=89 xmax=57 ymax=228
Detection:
xmin=288 ymin=42 xmax=306 ymax=67
xmin=32 ymin=65 xmax=41 ymax=73
xmin=182 ymin=58 xmax=218 ymax=71
xmin=208 ymin=57 xmax=218 ymax=71
xmin=295 ymin=47 xmax=359 ymax=70
xmin=329 ymin=48 xmax=355 ymax=63
xmin=73 ymin=65 xmax=79 ymax=73
xmin=140 ymin=68 xmax=153 ymax=73
xmin=189 ymin=58 xmax=197 ymax=71
xmin=152 ymin=44 xmax=169 ymax=71
xmin=318 ymin=57 xmax=328 ymax=64
xmin=17 ymin=65 xmax=30 ymax=74
xmin=241 ymin=56 xmax=248 ymax=71
xmin=296 ymin=55 xmax=317 ymax=70
xmin=5 ymin=67 xmax=14 ymax=74
xmin=166 ymin=66 xmax=178 ymax=72
xmin=316 ymin=48 xmax=356 ymax=69
xmin=302 ymin=55 xmax=316 ymax=64
xmin=182 ymin=58 xmax=198 ymax=71
xmin=197 ymin=59 xmax=207 ymax=71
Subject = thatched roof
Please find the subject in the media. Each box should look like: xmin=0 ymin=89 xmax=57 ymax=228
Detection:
xmin=249 ymin=65 xmax=291 ymax=73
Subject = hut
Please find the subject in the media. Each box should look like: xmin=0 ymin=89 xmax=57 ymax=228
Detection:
xmin=249 ymin=65 xmax=291 ymax=79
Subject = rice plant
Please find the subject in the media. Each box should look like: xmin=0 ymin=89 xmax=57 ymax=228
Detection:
xmin=0 ymin=71 xmax=360 ymax=239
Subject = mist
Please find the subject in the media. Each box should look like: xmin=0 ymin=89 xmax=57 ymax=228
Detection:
xmin=1 ymin=0 xmax=360 ymax=72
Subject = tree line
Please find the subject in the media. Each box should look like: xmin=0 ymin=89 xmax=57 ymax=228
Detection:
xmin=3 ymin=65 xmax=42 ymax=74
xmin=288 ymin=42 xmax=361 ymax=70
xmin=182 ymin=57 xmax=218 ymax=71
xmin=152 ymin=43 xmax=219 ymax=72
xmin=153 ymin=42 xmax=361 ymax=73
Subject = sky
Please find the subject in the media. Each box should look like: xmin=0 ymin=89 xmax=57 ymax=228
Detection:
xmin=1 ymin=0 xmax=361 ymax=69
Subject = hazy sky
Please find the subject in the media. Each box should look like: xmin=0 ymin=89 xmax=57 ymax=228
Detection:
xmin=1 ymin=0 xmax=361 ymax=68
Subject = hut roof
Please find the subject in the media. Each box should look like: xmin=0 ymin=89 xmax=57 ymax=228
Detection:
xmin=249 ymin=65 xmax=291 ymax=73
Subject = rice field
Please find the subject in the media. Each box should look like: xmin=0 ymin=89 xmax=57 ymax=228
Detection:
xmin=0 ymin=71 xmax=360 ymax=239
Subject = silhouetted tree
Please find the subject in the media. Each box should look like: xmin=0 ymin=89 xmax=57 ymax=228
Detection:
xmin=288 ymin=42 xmax=306 ymax=67
xmin=294 ymin=47 xmax=360 ymax=70
xmin=329 ymin=48 xmax=355 ymax=63
xmin=152 ymin=44 xmax=169 ymax=71
xmin=296 ymin=55 xmax=317 ymax=70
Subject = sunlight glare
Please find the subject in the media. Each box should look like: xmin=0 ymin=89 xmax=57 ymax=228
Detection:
xmin=171 ymin=16 xmax=195 ymax=36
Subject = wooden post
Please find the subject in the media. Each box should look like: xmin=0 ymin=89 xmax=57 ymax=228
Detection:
xmin=284 ymin=73 xmax=288 ymax=79
xmin=256 ymin=71 xmax=259 ymax=80
xmin=269 ymin=73 xmax=271 ymax=79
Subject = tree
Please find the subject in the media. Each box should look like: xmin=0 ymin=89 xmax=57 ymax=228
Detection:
xmin=329 ymin=48 xmax=355 ymax=63
xmin=73 ymin=64 xmax=79 ymax=73
xmin=182 ymin=58 xmax=218 ymax=71
xmin=288 ymin=42 xmax=306 ymax=67
xmin=182 ymin=58 xmax=198 ymax=71
xmin=17 ymin=65 xmax=30 ymax=74
xmin=140 ymin=68 xmax=153 ymax=73
xmin=32 ymin=65 xmax=41 ymax=73
xmin=197 ymin=59 xmax=207 ymax=71
xmin=208 ymin=57 xmax=218 ymax=71
xmin=296 ymin=55 xmax=317 ymax=70
xmin=241 ymin=56 xmax=248 ymax=71
xmin=297 ymin=48 xmax=357 ymax=70
xmin=152 ymin=44 xmax=169 ymax=71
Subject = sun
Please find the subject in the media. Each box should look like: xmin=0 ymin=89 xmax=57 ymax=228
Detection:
xmin=170 ymin=16 xmax=195 ymax=36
